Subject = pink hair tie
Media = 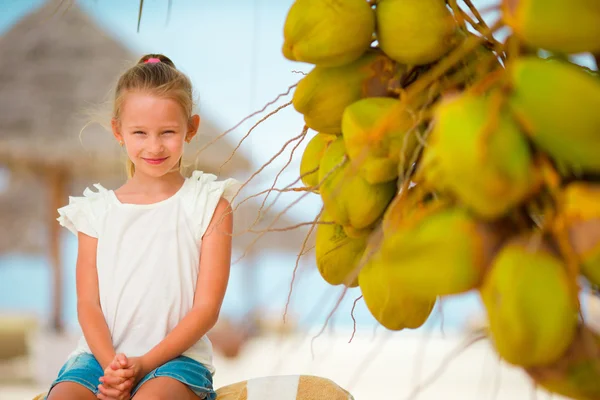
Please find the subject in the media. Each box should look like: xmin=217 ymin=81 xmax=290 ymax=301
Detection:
xmin=145 ymin=57 xmax=161 ymax=64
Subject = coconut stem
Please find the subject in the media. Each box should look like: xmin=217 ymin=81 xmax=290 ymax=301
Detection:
xmin=528 ymin=156 xmax=582 ymax=303
xmin=553 ymin=214 xmax=582 ymax=303
xmin=283 ymin=206 xmax=323 ymax=324
xmin=310 ymin=286 xmax=348 ymax=358
xmin=412 ymin=314 xmax=436 ymax=388
xmin=398 ymin=86 xmax=437 ymax=180
xmin=192 ymin=83 xmax=297 ymax=164
xmin=462 ymin=0 xmax=486 ymax=29
xmin=232 ymin=187 xmax=311 ymax=264
xmin=471 ymin=64 xmax=506 ymax=95
xmin=405 ymin=121 xmax=435 ymax=187
xmin=448 ymin=0 xmax=468 ymax=32
xmin=254 ymin=167 xmax=320 ymax=223
xmin=232 ymin=156 xmax=347 ymax=264
xmin=404 ymin=333 xmax=487 ymax=400
xmin=461 ymin=0 xmax=503 ymax=47
xmin=207 ymin=120 xmax=305 ymax=238
xmin=228 ymin=116 xmax=302 ymax=211
xmin=225 ymin=175 xmax=314 ymax=232
xmin=219 ymin=101 xmax=293 ymax=174
xmin=250 ymin=125 xmax=308 ymax=228
xmin=503 ymin=33 xmax=525 ymax=62
xmin=248 ymin=220 xmax=333 ymax=234
xmin=455 ymin=4 xmax=506 ymax=61
xmin=405 ymin=19 xmax=503 ymax=102
xmin=349 ymin=295 xmax=362 ymax=343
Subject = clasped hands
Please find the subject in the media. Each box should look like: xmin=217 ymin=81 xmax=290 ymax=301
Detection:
xmin=97 ymin=354 xmax=145 ymax=400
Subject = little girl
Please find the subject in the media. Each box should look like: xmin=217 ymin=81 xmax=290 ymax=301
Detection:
xmin=47 ymin=54 xmax=240 ymax=400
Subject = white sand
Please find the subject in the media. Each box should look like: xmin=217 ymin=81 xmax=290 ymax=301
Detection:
xmin=0 ymin=327 xmax=570 ymax=400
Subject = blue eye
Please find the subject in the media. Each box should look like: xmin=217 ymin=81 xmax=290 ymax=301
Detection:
xmin=163 ymin=130 xmax=175 ymax=135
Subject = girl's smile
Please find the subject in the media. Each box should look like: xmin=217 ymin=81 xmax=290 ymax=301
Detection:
xmin=112 ymin=92 xmax=199 ymax=178
xmin=142 ymin=156 xmax=169 ymax=165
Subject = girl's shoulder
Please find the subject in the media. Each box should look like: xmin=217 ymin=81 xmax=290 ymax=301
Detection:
xmin=56 ymin=171 xmax=241 ymax=240
xmin=56 ymin=183 xmax=112 ymax=238
xmin=185 ymin=170 xmax=240 ymax=203
xmin=183 ymin=170 xmax=241 ymax=241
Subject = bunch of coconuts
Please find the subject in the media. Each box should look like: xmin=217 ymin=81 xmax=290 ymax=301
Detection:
xmin=283 ymin=0 xmax=600 ymax=398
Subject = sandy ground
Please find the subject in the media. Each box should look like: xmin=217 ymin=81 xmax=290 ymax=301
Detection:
xmin=6 ymin=292 xmax=600 ymax=399
xmin=0 ymin=326 xmax=571 ymax=400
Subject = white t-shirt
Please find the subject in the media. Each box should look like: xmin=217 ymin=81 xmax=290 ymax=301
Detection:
xmin=57 ymin=170 xmax=240 ymax=374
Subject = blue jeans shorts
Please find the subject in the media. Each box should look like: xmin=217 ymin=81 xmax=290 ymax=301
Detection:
xmin=46 ymin=352 xmax=216 ymax=399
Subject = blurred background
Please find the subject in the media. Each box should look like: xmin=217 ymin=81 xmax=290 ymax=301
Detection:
xmin=0 ymin=1 xmax=598 ymax=399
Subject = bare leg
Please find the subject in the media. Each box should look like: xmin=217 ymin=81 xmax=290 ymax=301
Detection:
xmin=133 ymin=376 xmax=200 ymax=400
xmin=47 ymin=382 xmax=98 ymax=400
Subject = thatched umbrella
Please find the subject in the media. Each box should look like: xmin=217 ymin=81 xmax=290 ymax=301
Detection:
xmin=0 ymin=0 xmax=254 ymax=332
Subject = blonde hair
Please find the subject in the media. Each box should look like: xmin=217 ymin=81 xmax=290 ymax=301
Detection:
xmin=113 ymin=54 xmax=195 ymax=178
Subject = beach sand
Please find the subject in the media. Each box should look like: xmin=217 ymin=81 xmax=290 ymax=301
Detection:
xmin=0 ymin=326 xmax=571 ymax=400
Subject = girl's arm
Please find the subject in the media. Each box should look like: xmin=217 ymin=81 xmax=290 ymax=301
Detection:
xmin=76 ymin=232 xmax=116 ymax=370
xmin=140 ymin=197 xmax=233 ymax=374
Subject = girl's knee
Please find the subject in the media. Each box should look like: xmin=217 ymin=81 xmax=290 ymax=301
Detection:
xmin=133 ymin=377 xmax=199 ymax=400
xmin=133 ymin=393 xmax=176 ymax=400
xmin=133 ymin=395 xmax=162 ymax=400
xmin=46 ymin=382 xmax=97 ymax=400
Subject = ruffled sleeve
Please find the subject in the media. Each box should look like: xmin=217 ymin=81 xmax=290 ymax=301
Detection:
xmin=56 ymin=184 xmax=110 ymax=238
xmin=186 ymin=170 xmax=241 ymax=241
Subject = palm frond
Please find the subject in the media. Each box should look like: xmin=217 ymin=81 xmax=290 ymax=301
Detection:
xmin=166 ymin=0 xmax=172 ymax=26
xmin=137 ymin=0 xmax=144 ymax=33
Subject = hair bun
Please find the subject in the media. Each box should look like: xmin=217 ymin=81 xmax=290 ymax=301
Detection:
xmin=137 ymin=54 xmax=176 ymax=69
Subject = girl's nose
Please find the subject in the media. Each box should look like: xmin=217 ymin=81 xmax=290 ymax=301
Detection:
xmin=148 ymin=136 xmax=164 ymax=153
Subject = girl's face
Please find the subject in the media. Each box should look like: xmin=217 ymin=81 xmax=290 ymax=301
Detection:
xmin=112 ymin=92 xmax=199 ymax=178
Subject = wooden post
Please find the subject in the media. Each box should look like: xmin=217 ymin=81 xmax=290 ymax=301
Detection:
xmin=47 ymin=167 xmax=68 ymax=333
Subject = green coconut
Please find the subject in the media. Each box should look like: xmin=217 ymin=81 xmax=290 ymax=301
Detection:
xmin=282 ymin=0 xmax=375 ymax=67
xmin=300 ymin=133 xmax=336 ymax=187
xmin=420 ymin=91 xmax=539 ymax=220
xmin=318 ymin=136 xmax=396 ymax=231
xmin=480 ymin=236 xmax=579 ymax=367
xmin=293 ymin=51 xmax=399 ymax=134
xmin=526 ymin=325 xmax=600 ymax=400
xmin=342 ymin=97 xmax=419 ymax=184
xmin=502 ymin=0 xmax=600 ymax=54
xmin=508 ymin=57 xmax=600 ymax=173
xmin=315 ymin=211 xmax=367 ymax=287
xmin=560 ymin=182 xmax=600 ymax=286
xmin=376 ymin=0 xmax=457 ymax=65
xmin=359 ymin=234 xmax=436 ymax=331
xmin=378 ymin=203 xmax=505 ymax=299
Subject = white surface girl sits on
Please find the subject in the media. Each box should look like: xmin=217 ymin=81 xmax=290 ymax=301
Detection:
xmin=47 ymin=54 xmax=240 ymax=400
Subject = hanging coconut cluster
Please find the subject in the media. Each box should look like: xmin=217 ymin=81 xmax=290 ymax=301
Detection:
xmin=283 ymin=0 xmax=600 ymax=398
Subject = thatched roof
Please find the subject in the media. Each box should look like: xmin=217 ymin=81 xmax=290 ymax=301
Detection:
xmin=0 ymin=0 xmax=251 ymax=182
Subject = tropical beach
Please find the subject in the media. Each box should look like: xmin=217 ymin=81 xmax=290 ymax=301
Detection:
xmin=1 ymin=1 xmax=600 ymax=399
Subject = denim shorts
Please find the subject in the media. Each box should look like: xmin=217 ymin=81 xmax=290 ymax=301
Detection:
xmin=46 ymin=352 xmax=216 ymax=399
